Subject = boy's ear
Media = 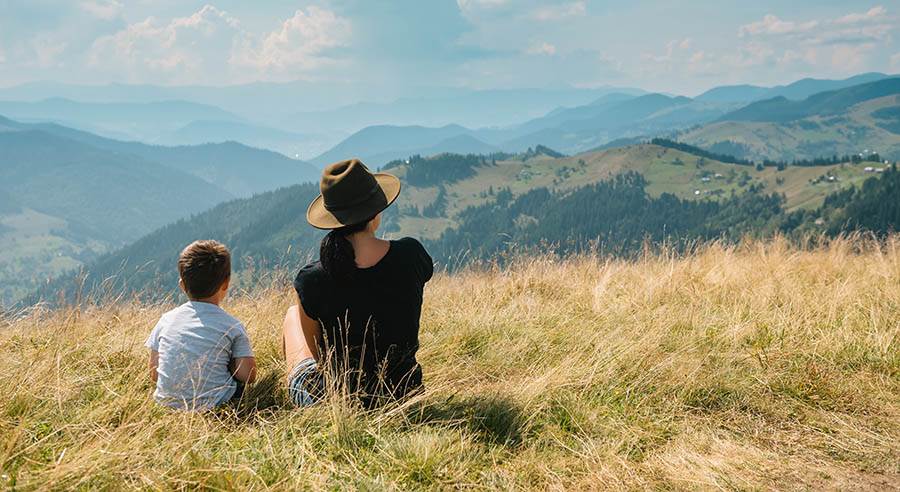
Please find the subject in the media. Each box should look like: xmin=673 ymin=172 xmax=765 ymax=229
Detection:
xmin=220 ymin=276 xmax=231 ymax=292
xmin=178 ymin=278 xmax=187 ymax=294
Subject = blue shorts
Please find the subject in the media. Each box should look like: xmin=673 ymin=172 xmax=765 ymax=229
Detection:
xmin=288 ymin=357 xmax=322 ymax=407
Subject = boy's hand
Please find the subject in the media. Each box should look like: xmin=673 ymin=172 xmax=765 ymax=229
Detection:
xmin=230 ymin=357 xmax=257 ymax=384
xmin=149 ymin=350 xmax=159 ymax=383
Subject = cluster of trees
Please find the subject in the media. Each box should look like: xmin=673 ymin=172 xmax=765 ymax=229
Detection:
xmin=384 ymin=153 xmax=505 ymax=187
xmin=430 ymin=164 xmax=900 ymax=266
xmin=785 ymin=165 xmax=899 ymax=237
xmin=651 ymin=138 xmax=755 ymax=166
xmin=519 ymin=145 xmax=566 ymax=160
xmin=652 ymin=137 xmax=888 ymax=171
xmin=26 ymin=147 xmax=900 ymax=306
xmin=761 ymin=153 xmax=883 ymax=168
xmin=429 ymin=172 xmax=786 ymax=264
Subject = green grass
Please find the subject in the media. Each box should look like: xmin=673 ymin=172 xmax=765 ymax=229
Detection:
xmin=1 ymin=238 xmax=898 ymax=489
xmin=0 ymin=208 xmax=108 ymax=305
xmin=680 ymin=94 xmax=900 ymax=162
xmin=393 ymin=144 xmax=873 ymax=240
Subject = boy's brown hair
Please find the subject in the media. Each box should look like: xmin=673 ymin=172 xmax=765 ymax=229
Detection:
xmin=178 ymin=240 xmax=231 ymax=299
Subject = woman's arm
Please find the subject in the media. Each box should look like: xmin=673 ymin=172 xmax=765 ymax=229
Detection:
xmin=297 ymin=291 xmax=323 ymax=361
xmin=283 ymin=290 xmax=322 ymax=376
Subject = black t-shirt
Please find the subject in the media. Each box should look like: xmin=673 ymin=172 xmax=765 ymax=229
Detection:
xmin=293 ymin=237 xmax=433 ymax=404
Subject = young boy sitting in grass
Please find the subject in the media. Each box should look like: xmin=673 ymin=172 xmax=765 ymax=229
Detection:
xmin=146 ymin=240 xmax=257 ymax=410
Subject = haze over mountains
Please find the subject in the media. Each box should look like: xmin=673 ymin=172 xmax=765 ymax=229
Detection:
xmin=313 ymin=74 xmax=900 ymax=167
xmin=2 ymin=71 xmax=900 ymax=305
xmin=0 ymin=115 xmax=318 ymax=302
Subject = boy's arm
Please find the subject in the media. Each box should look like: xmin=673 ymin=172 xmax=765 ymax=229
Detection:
xmin=229 ymin=357 xmax=257 ymax=384
xmin=149 ymin=350 xmax=159 ymax=383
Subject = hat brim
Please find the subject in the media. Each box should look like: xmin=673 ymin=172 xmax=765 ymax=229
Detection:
xmin=306 ymin=173 xmax=401 ymax=230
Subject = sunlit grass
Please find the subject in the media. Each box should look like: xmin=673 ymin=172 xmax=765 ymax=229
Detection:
xmin=1 ymin=237 xmax=898 ymax=489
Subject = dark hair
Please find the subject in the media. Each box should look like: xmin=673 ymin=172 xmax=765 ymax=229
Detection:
xmin=320 ymin=220 xmax=370 ymax=282
xmin=178 ymin=240 xmax=231 ymax=299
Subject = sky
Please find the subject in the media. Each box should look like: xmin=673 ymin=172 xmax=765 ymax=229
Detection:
xmin=0 ymin=0 xmax=897 ymax=96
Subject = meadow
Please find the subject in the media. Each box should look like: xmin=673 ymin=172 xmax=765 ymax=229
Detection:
xmin=1 ymin=237 xmax=898 ymax=490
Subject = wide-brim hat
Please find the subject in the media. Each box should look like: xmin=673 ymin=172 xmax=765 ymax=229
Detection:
xmin=306 ymin=158 xmax=401 ymax=230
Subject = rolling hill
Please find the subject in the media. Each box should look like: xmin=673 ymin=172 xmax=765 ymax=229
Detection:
xmin=680 ymin=78 xmax=900 ymax=161
xmin=313 ymin=94 xmax=737 ymax=165
xmin=0 ymin=115 xmax=321 ymax=304
xmin=310 ymin=124 xmax=491 ymax=168
xmin=695 ymin=72 xmax=893 ymax=103
xmin=162 ymin=120 xmax=324 ymax=159
xmin=0 ymin=127 xmax=236 ymax=304
xmin=30 ymin=142 xmax=895 ymax=305
xmin=0 ymin=98 xmax=244 ymax=143
xmin=0 ymin=116 xmax=319 ymax=197
xmin=494 ymin=94 xmax=736 ymax=154
xmin=718 ymin=77 xmax=900 ymax=123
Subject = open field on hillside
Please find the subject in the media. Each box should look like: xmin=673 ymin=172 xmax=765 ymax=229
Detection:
xmin=394 ymin=144 xmax=876 ymax=239
xmin=1 ymin=238 xmax=898 ymax=489
xmin=0 ymin=209 xmax=107 ymax=304
xmin=680 ymin=94 xmax=900 ymax=162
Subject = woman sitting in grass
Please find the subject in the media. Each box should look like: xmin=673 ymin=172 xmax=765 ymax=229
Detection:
xmin=282 ymin=159 xmax=433 ymax=408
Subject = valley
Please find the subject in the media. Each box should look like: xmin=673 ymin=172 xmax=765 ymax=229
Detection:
xmin=3 ymin=73 xmax=900 ymax=307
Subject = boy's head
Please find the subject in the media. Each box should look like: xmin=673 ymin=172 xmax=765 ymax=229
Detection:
xmin=178 ymin=240 xmax=231 ymax=300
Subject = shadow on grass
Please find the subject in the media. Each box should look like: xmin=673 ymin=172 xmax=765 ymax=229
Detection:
xmin=406 ymin=394 xmax=527 ymax=447
xmin=230 ymin=371 xmax=284 ymax=418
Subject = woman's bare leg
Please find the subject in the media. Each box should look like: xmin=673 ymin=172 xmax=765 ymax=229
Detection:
xmin=282 ymin=305 xmax=315 ymax=384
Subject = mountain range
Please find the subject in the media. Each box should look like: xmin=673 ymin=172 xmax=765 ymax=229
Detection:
xmin=311 ymin=75 xmax=900 ymax=167
xmin=694 ymin=72 xmax=893 ymax=103
xmin=5 ymin=72 xmax=900 ymax=305
xmin=29 ymin=137 xmax=897 ymax=305
xmin=0 ymin=116 xmax=318 ymax=303
xmin=681 ymin=77 xmax=900 ymax=161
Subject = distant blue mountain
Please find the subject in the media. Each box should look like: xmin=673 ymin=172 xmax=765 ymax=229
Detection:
xmin=311 ymin=124 xmax=486 ymax=167
xmin=697 ymin=72 xmax=894 ymax=103
xmin=719 ymin=77 xmax=900 ymax=123
xmin=1 ymin=115 xmax=319 ymax=197
xmin=0 ymin=98 xmax=244 ymax=143
xmin=496 ymin=93 xmax=733 ymax=153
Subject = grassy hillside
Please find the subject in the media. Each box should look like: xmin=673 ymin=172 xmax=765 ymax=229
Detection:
xmin=30 ymin=144 xmax=890 ymax=305
xmin=0 ymin=128 xmax=239 ymax=305
xmin=681 ymin=85 xmax=900 ymax=161
xmin=719 ymin=78 xmax=900 ymax=123
xmin=2 ymin=240 xmax=898 ymax=489
xmin=390 ymin=144 xmax=876 ymax=240
xmin=0 ymin=115 xmax=323 ymax=305
xmin=494 ymin=94 xmax=735 ymax=154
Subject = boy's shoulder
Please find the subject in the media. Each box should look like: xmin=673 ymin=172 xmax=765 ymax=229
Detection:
xmin=158 ymin=302 xmax=245 ymax=333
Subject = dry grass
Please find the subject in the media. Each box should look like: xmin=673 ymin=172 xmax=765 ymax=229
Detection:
xmin=1 ymin=238 xmax=899 ymax=490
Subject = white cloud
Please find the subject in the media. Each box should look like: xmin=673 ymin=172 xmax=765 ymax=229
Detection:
xmin=532 ymin=1 xmax=586 ymax=21
xmin=88 ymin=5 xmax=241 ymax=83
xmin=740 ymin=6 xmax=896 ymax=45
xmin=835 ymin=6 xmax=886 ymax=25
xmin=731 ymin=6 xmax=898 ymax=76
xmin=232 ymin=7 xmax=350 ymax=77
xmin=87 ymin=5 xmax=348 ymax=84
xmin=457 ymin=0 xmax=509 ymax=10
xmin=80 ymin=0 xmax=123 ymax=21
xmin=525 ymin=41 xmax=557 ymax=55
xmin=32 ymin=36 xmax=68 ymax=68
xmin=739 ymin=14 xmax=818 ymax=37
xmin=831 ymin=43 xmax=876 ymax=72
